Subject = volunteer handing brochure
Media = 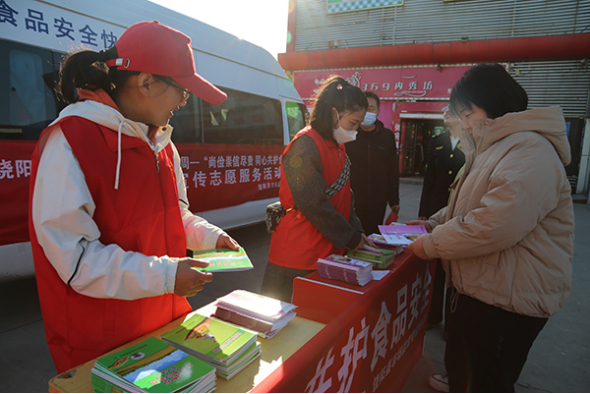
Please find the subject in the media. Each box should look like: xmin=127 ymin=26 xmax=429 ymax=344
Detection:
xmin=193 ymin=247 xmax=254 ymax=272
xmin=377 ymin=225 xmax=428 ymax=246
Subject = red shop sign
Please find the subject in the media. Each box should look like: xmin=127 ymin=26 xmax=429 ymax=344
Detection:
xmin=294 ymin=65 xmax=473 ymax=100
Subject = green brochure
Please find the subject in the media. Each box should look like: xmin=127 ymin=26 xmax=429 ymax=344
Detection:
xmin=192 ymin=247 xmax=254 ymax=272
xmin=160 ymin=313 xmax=257 ymax=367
xmin=91 ymin=336 xmax=215 ymax=393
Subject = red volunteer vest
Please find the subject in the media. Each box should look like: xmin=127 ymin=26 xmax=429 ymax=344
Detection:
xmin=28 ymin=117 xmax=191 ymax=373
xmin=269 ymin=126 xmax=352 ymax=270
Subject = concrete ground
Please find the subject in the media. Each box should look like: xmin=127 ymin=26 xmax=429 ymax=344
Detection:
xmin=1 ymin=180 xmax=589 ymax=392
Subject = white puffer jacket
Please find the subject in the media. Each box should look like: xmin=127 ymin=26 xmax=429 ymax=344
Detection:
xmin=32 ymin=98 xmax=225 ymax=300
xmin=422 ymin=107 xmax=574 ymax=318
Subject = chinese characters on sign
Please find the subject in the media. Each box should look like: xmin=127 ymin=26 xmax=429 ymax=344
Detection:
xmin=295 ymin=66 xmax=473 ymax=101
xmin=303 ymin=261 xmax=433 ymax=393
xmin=0 ymin=158 xmax=31 ymax=179
xmin=180 ymin=153 xmax=281 ymax=192
xmin=176 ymin=145 xmax=283 ymax=212
xmin=0 ymin=0 xmax=121 ymax=49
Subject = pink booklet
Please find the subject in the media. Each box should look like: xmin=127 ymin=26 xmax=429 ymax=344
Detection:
xmin=377 ymin=225 xmax=428 ymax=246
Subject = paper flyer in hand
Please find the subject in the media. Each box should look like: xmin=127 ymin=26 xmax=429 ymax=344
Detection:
xmin=192 ymin=247 xmax=253 ymax=272
xmin=377 ymin=225 xmax=428 ymax=246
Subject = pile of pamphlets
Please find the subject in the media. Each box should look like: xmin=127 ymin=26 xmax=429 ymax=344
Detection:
xmin=91 ymin=336 xmax=216 ymax=393
xmin=367 ymin=234 xmax=405 ymax=254
xmin=346 ymin=244 xmax=396 ymax=269
xmin=191 ymin=247 xmax=253 ymax=272
xmin=160 ymin=314 xmax=260 ymax=380
xmin=317 ymin=254 xmax=373 ymax=286
xmin=213 ymin=290 xmax=297 ymax=339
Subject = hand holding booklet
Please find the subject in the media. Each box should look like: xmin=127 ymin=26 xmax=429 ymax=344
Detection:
xmin=377 ymin=224 xmax=428 ymax=246
xmin=192 ymin=247 xmax=253 ymax=272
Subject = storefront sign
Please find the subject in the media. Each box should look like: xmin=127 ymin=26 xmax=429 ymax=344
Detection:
xmin=255 ymin=256 xmax=435 ymax=392
xmin=294 ymin=65 xmax=472 ymax=101
xmin=327 ymin=0 xmax=404 ymax=14
xmin=0 ymin=141 xmax=282 ymax=247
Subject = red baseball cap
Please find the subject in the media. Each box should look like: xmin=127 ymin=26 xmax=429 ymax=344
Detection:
xmin=105 ymin=21 xmax=226 ymax=105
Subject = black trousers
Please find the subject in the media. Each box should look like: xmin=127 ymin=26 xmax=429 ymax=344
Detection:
xmin=355 ymin=204 xmax=387 ymax=235
xmin=445 ymin=289 xmax=548 ymax=392
xmin=428 ymin=259 xmax=446 ymax=325
xmin=260 ymin=262 xmax=315 ymax=303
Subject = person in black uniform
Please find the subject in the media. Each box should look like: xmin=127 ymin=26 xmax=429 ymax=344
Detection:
xmin=346 ymin=91 xmax=400 ymax=235
xmin=419 ymin=106 xmax=465 ymax=327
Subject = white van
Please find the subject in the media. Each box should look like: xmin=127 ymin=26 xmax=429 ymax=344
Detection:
xmin=0 ymin=0 xmax=307 ymax=280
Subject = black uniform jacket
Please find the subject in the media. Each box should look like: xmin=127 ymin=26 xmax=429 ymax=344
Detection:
xmin=346 ymin=120 xmax=400 ymax=209
xmin=419 ymin=130 xmax=465 ymax=218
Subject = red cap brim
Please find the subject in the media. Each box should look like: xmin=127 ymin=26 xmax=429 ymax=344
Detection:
xmin=174 ymin=74 xmax=227 ymax=105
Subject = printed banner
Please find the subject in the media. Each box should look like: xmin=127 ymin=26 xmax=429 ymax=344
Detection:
xmin=176 ymin=143 xmax=283 ymax=212
xmin=0 ymin=0 xmax=125 ymax=52
xmin=327 ymin=0 xmax=404 ymax=14
xmin=0 ymin=141 xmax=283 ymax=247
xmin=254 ymin=255 xmax=436 ymax=392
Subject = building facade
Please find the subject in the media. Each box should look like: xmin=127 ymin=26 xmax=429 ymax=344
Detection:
xmin=279 ymin=0 xmax=590 ymax=196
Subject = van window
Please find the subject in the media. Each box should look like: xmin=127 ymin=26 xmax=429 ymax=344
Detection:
xmin=202 ymin=87 xmax=283 ymax=145
xmin=0 ymin=41 xmax=58 ymax=140
xmin=169 ymin=95 xmax=202 ymax=143
xmin=286 ymin=101 xmax=307 ymax=140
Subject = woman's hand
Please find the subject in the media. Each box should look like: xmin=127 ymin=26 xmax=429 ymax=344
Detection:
xmin=407 ymin=234 xmax=431 ymax=260
xmin=354 ymin=233 xmax=377 ymax=250
xmin=406 ymin=219 xmax=433 ymax=233
xmin=174 ymin=258 xmax=214 ymax=297
xmin=216 ymin=234 xmax=240 ymax=250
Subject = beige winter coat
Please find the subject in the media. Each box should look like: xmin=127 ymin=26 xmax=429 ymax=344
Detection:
xmin=422 ymin=107 xmax=574 ymax=318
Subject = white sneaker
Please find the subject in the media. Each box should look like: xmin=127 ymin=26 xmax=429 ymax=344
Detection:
xmin=428 ymin=373 xmax=449 ymax=392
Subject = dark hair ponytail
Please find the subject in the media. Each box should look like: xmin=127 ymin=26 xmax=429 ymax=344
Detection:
xmin=57 ymin=46 xmax=136 ymax=104
xmin=310 ymin=75 xmax=368 ymax=139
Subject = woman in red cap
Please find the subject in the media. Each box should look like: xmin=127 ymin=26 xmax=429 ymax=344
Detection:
xmin=28 ymin=21 xmax=238 ymax=373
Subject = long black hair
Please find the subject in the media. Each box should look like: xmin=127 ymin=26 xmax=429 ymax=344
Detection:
xmin=56 ymin=46 xmax=137 ymax=104
xmin=449 ymin=63 xmax=528 ymax=119
xmin=310 ymin=76 xmax=368 ymax=140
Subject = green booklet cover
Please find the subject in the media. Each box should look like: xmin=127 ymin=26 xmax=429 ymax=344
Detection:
xmin=160 ymin=313 xmax=257 ymax=367
xmin=92 ymin=336 xmax=215 ymax=393
xmin=192 ymin=247 xmax=254 ymax=272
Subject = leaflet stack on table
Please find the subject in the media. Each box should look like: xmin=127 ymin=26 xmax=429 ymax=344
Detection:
xmin=91 ymin=336 xmax=216 ymax=393
xmin=160 ymin=314 xmax=261 ymax=380
xmin=317 ymin=254 xmax=373 ymax=286
xmin=213 ymin=290 xmax=297 ymax=339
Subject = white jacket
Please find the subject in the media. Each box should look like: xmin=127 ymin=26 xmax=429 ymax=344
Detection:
xmin=32 ymin=100 xmax=225 ymax=300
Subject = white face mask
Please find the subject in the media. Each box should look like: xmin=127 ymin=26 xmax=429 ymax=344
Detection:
xmin=333 ymin=113 xmax=358 ymax=144
xmin=361 ymin=112 xmax=377 ymax=127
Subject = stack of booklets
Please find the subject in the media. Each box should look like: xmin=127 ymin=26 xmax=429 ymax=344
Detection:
xmin=317 ymin=254 xmax=373 ymax=286
xmin=213 ymin=290 xmax=297 ymax=339
xmin=91 ymin=336 xmax=216 ymax=393
xmin=367 ymin=234 xmax=405 ymax=254
xmin=160 ymin=313 xmax=260 ymax=380
xmin=346 ymin=244 xmax=396 ymax=269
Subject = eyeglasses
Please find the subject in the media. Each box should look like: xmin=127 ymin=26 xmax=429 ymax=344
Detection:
xmin=157 ymin=76 xmax=190 ymax=104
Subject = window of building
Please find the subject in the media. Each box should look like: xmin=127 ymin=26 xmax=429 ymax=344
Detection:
xmin=0 ymin=41 xmax=58 ymax=140
xmin=286 ymin=101 xmax=307 ymax=141
xmin=201 ymin=87 xmax=283 ymax=145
